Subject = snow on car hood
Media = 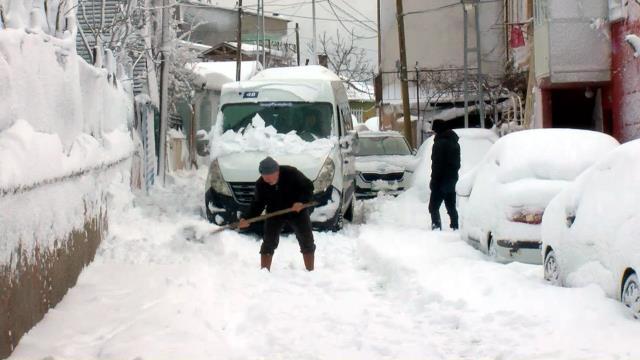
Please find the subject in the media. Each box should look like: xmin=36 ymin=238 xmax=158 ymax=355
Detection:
xmin=355 ymin=155 xmax=416 ymax=174
xmin=210 ymin=115 xmax=333 ymax=182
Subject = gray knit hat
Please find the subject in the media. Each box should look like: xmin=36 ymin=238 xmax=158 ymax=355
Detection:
xmin=259 ymin=156 xmax=279 ymax=175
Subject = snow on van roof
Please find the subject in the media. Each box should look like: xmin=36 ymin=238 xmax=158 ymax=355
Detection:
xmin=191 ymin=61 xmax=262 ymax=91
xmin=250 ymin=65 xmax=342 ymax=82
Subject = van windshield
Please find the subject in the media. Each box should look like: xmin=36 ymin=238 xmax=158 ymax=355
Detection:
xmin=221 ymin=102 xmax=333 ymax=142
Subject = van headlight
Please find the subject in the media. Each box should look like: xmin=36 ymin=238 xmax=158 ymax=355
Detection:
xmin=313 ymin=157 xmax=335 ymax=193
xmin=207 ymin=159 xmax=232 ymax=196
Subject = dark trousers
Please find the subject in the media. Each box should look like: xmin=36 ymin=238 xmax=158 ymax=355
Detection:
xmin=429 ymin=190 xmax=458 ymax=229
xmin=260 ymin=210 xmax=316 ymax=255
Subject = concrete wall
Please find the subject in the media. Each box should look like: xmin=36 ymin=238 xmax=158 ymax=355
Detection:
xmin=379 ymin=0 xmax=505 ymax=77
xmin=0 ymin=203 xmax=107 ymax=358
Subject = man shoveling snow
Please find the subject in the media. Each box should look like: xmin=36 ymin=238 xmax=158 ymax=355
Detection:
xmin=238 ymin=157 xmax=316 ymax=271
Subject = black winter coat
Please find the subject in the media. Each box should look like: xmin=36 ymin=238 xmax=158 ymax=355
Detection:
xmin=245 ymin=165 xmax=314 ymax=218
xmin=430 ymin=130 xmax=461 ymax=193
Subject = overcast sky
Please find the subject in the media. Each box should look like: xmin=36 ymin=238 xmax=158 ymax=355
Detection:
xmin=211 ymin=0 xmax=379 ymax=67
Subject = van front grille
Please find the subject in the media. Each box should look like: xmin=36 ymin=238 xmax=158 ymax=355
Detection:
xmin=229 ymin=182 xmax=256 ymax=205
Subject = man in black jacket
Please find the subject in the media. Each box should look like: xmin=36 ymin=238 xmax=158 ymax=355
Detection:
xmin=238 ymin=157 xmax=316 ymax=271
xmin=429 ymin=120 xmax=461 ymax=230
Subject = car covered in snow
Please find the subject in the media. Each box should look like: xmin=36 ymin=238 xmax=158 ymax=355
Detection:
xmin=204 ymin=65 xmax=358 ymax=231
xmin=354 ymin=131 xmax=415 ymax=199
xmin=541 ymin=139 xmax=639 ymax=318
xmin=456 ymin=129 xmax=619 ymax=264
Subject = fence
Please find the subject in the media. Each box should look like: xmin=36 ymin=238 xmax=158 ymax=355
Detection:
xmin=379 ymin=67 xmax=524 ymax=133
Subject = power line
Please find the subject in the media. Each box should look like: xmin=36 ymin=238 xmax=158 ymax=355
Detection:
xmin=322 ymin=1 xmax=376 ymax=39
xmin=325 ymin=0 xmax=376 ymax=33
xmin=335 ymin=0 xmax=376 ymax=24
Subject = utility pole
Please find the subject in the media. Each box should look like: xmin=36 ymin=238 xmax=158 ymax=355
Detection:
xmin=158 ymin=0 xmax=171 ymax=185
xmin=295 ymin=22 xmax=300 ymax=65
xmin=462 ymin=0 xmax=485 ymax=128
xmin=474 ymin=0 xmax=485 ymax=128
xmin=255 ymin=0 xmax=259 ymax=65
xmin=395 ymin=0 xmax=414 ymax=148
xmin=261 ymin=0 xmax=266 ymax=68
xmin=312 ymin=0 xmax=317 ymax=64
xmin=236 ymin=0 xmax=242 ymax=81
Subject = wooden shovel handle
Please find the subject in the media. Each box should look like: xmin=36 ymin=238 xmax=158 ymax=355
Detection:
xmin=211 ymin=201 xmax=319 ymax=234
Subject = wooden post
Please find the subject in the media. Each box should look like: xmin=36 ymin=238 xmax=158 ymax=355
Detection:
xmin=395 ymin=0 xmax=414 ymax=148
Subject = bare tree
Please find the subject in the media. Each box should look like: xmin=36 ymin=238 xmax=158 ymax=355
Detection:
xmin=313 ymin=30 xmax=373 ymax=94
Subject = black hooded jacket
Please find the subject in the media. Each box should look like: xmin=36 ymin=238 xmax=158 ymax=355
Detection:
xmin=430 ymin=129 xmax=461 ymax=193
xmin=245 ymin=165 xmax=314 ymax=219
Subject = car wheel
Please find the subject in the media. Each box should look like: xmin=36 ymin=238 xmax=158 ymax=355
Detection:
xmin=488 ymin=235 xmax=498 ymax=260
xmin=622 ymin=273 xmax=640 ymax=319
xmin=543 ymin=249 xmax=561 ymax=286
xmin=344 ymin=198 xmax=354 ymax=222
xmin=331 ymin=210 xmax=344 ymax=232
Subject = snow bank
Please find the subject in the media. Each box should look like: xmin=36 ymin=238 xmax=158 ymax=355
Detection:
xmin=9 ymin=166 xmax=640 ymax=359
xmin=0 ymin=120 xmax=132 ymax=191
xmin=0 ymin=19 xmax=134 ymax=266
xmin=0 ymin=29 xmax=133 ymax=147
xmin=363 ymin=117 xmax=379 ymax=131
xmin=209 ymin=114 xmax=335 ymax=159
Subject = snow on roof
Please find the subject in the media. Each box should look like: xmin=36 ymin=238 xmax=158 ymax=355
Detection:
xmin=452 ymin=128 xmax=500 ymax=141
xmin=191 ymin=61 xmax=262 ymax=91
xmin=176 ymin=40 xmax=211 ymax=52
xmin=251 ymin=65 xmax=342 ymax=82
xmin=225 ymin=42 xmax=286 ymax=58
xmin=346 ymin=81 xmax=374 ymax=101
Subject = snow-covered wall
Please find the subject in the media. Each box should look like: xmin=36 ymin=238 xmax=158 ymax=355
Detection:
xmin=0 ymin=2 xmax=134 ymax=356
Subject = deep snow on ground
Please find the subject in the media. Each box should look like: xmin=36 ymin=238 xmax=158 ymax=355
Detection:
xmin=10 ymin=169 xmax=640 ymax=360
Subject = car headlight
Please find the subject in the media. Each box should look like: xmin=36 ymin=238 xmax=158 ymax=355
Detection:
xmin=207 ymin=159 xmax=232 ymax=196
xmin=313 ymin=157 xmax=335 ymax=193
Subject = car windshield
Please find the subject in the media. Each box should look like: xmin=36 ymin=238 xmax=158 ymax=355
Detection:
xmin=357 ymin=137 xmax=411 ymax=156
xmin=221 ymin=102 xmax=333 ymax=142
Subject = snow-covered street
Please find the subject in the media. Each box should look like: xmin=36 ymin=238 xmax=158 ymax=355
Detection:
xmin=9 ymin=169 xmax=640 ymax=360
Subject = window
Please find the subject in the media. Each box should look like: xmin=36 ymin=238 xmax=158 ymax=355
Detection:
xmin=221 ymin=102 xmax=333 ymax=142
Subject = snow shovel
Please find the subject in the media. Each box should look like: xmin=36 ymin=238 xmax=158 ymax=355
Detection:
xmin=184 ymin=201 xmax=318 ymax=243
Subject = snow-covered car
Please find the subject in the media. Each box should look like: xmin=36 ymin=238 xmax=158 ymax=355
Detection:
xmin=204 ymin=66 xmax=358 ymax=231
xmin=410 ymin=128 xmax=499 ymax=192
xmin=456 ymin=129 xmax=619 ymax=264
xmin=541 ymin=139 xmax=639 ymax=318
xmin=354 ymin=131 xmax=415 ymax=199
